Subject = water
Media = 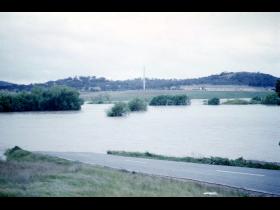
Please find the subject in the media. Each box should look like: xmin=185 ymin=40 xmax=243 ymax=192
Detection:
xmin=0 ymin=100 xmax=279 ymax=162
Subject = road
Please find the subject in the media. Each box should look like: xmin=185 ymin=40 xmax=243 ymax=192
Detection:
xmin=38 ymin=151 xmax=280 ymax=196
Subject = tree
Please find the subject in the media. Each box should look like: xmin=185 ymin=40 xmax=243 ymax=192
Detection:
xmin=107 ymin=102 xmax=129 ymax=117
xmin=276 ymin=79 xmax=280 ymax=97
xmin=149 ymin=95 xmax=190 ymax=106
xmin=208 ymin=97 xmax=220 ymax=105
xmin=249 ymin=96 xmax=262 ymax=104
xmin=0 ymin=92 xmax=13 ymax=112
xmin=0 ymin=86 xmax=84 ymax=112
xmin=261 ymin=93 xmax=280 ymax=105
xmin=128 ymin=98 xmax=147 ymax=111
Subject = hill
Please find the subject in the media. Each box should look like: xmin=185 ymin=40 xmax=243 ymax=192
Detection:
xmin=0 ymin=71 xmax=278 ymax=92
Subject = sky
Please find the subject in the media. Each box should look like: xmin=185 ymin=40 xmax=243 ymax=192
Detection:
xmin=0 ymin=12 xmax=279 ymax=84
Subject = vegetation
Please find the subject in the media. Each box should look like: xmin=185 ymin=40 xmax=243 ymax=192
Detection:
xmin=250 ymin=96 xmax=262 ymax=104
xmin=107 ymin=102 xmax=129 ymax=117
xmin=276 ymin=79 xmax=280 ymax=97
xmin=261 ymin=93 xmax=280 ymax=105
xmin=149 ymin=94 xmax=190 ymax=106
xmin=80 ymin=90 xmax=270 ymax=102
xmin=107 ymin=151 xmax=280 ymax=170
xmin=207 ymin=97 xmax=220 ymax=105
xmin=0 ymin=147 xmax=248 ymax=197
xmin=0 ymin=86 xmax=83 ymax=112
xmin=222 ymin=99 xmax=250 ymax=105
xmin=222 ymin=94 xmax=280 ymax=106
xmin=252 ymin=96 xmax=262 ymax=101
xmin=128 ymin=98 xmax=147 ymax=112
xmin=259 ymin=80 xmax=280 ymax=105
xmin=88 ymin=93 xmax=111 ymax=104
xmin=0 ymin=72 xmax=278 ymax=92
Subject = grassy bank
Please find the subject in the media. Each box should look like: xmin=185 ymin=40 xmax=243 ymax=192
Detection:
xmin=80 ymin=90 xmax=271 ymax=102
xmin=0 ymin=147 xmax=250 ymax=197
xmin=222 ymin=99 xmax=251 ymax=105
xmin=107 ymin=151 xmax=280 ymax=170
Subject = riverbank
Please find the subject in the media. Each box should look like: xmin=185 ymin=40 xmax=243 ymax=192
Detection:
xmin=0 ymin=147 xmax=252 ymax=197
xmin=107 ymin=151 xmax=280 ymax=170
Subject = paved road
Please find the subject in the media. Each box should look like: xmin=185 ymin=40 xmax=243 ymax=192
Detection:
xmin=38 ymin=151 xmax=280 ymax=196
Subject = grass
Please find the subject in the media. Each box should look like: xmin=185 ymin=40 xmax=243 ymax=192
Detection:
xmin=87 ymin=94 xmax=112 ymax=104
xmin=222 ymin=99 xmax=251 ymax=105
xmin=107 ymin=151 xmax=280 ymax=170
xmin=0 ymin=147 xmax=252 ymax=197
xmin=80 ymin=90 xmax=271 ymax=103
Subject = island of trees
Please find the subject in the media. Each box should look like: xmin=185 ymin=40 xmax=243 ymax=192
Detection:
xmin=149 ymin=94 xmax=190 ymax=106
xmin=0 ymin=86 xmax=84 ymax=112
xmin=107 ymin=98 xmax=148 ymax=117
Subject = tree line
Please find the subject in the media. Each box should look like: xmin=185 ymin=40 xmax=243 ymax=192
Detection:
xmin=0 ymin=86 xmax=84 ymax=112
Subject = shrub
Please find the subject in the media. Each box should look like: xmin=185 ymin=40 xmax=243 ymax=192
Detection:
xmin=0 ymin=86 xmax=84 ymax=112
xmin=250 ymin=96 xmax=262 ymax=104
xmin=261 ymin=93 xmax=280 ymax=105
xmin=207 ymin=97 xmax=220 ymax=105
xmin=107 ymin=102 xmax=129 ymax=117
xmin=128 ymin=98 xmax=147 ymax=112
xmin=251 ymin=96 xmax=262 ymax=101
xmin=149 ymin=94 xmax=190 ymax=106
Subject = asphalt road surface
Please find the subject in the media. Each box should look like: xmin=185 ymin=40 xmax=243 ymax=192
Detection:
xmin=38 ymin=151 xmax=280 ymax=196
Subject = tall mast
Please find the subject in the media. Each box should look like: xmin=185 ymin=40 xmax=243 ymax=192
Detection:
xmin=143 ymin=66 xmax=146 ymax=91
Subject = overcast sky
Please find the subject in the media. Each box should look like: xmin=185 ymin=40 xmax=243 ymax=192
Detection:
xmin=0 ymin=12 xmax=279 ymax=84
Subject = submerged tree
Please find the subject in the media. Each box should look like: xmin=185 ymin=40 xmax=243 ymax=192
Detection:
xmin=107 ymin=102 xmax=129 ymax=117
xmin=149 ymin=95 xmax=190 ymax=106
xmin=207 ymin=97 xmax=220 ymax=105
xmin=128 ymin=98 xmax=147 ymax=112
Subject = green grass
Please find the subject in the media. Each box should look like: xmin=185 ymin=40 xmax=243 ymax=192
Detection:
xmin=80 ymin=90 xmax=271 ymax=103
xmin=0 ymin=147 xmax=252 ymax=197
xmin=107 ymin=151 xmax=280 ymax=170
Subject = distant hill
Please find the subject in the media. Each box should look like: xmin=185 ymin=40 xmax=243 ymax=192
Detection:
xmin=0 ymin=81 xmax=14 ymax=87
xmin=0 ymin=72 xmax=278 ymax=92
xmin=191 ymin=72 xmax=278 ymax=87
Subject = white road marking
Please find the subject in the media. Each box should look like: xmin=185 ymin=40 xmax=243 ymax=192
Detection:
xmin=125 ymin=159 xmax=146 ymax=164
xmin=216 ymin=170 xmax=265 ymax=177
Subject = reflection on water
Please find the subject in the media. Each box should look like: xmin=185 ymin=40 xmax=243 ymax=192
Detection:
xmin=0 ymin=100 xmax=279 ymax=162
